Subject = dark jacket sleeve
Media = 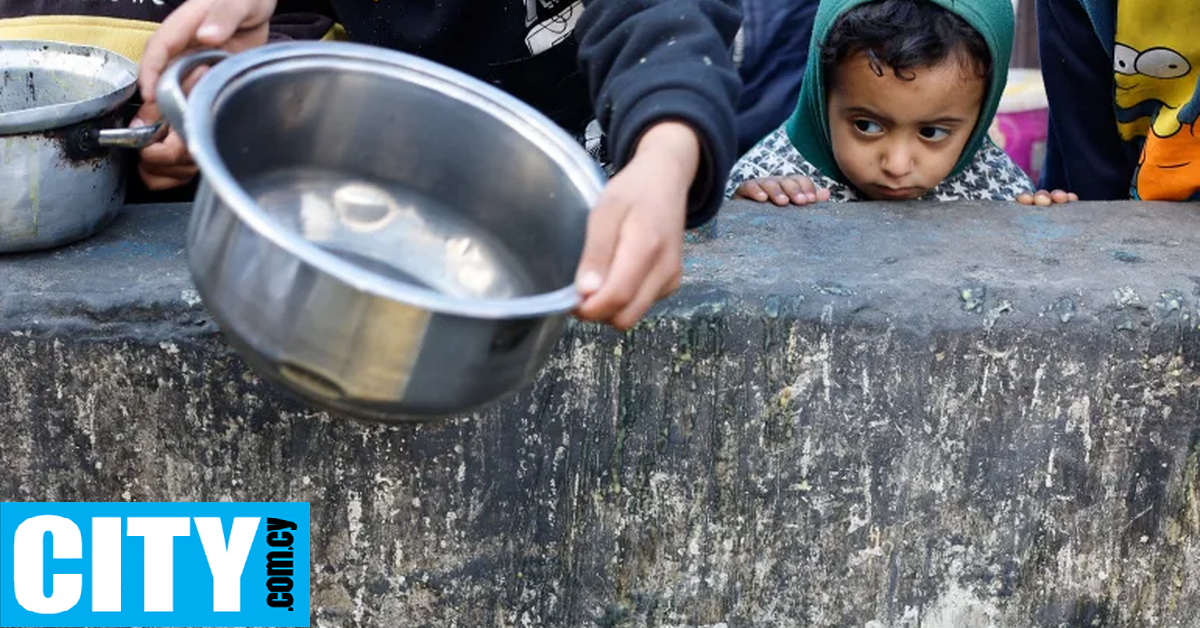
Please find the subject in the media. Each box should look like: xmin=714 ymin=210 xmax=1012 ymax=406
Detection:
xmin=1035 ymin=0 xmax=1134 ymax=199
xmin=575 ymin=0 xmax=743 ymax=228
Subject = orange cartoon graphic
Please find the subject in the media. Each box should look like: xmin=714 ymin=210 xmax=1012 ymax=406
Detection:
xmin=1113 ymin=0 xmax=1200 ymax=200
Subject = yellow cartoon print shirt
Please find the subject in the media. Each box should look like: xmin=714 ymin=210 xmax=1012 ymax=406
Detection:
xmin=1114 ymin=0 xmax=1200 ymax=200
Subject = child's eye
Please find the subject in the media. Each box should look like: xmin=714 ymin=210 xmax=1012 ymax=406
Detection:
xmin=920 ymin=127 xmax=951 ymax=141
xmin=853 ymin=119 xmax=883 ymax=135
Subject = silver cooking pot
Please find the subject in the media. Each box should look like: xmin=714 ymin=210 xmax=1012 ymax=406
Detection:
xmin=156 ymin=42 xmax=604 ymax=421
xmin=0 ymin=40 xmax=165 ymax=253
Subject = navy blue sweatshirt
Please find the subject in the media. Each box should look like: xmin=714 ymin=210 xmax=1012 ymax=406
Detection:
xmin=735 ymin=0 xmax=818 ymax=157
xmin=1035 ymin=0 xmax=1136 ymax=199
xmin=325 ymin=0 xmax=743 ymax=227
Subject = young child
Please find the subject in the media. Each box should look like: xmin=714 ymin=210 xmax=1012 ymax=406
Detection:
xmin=728 ymin=0 xmax=1078 ymax=207
xmin=134 ymin=0 xmax=742 ymax=331
xmin=1036 ymin=0 xmax=1200 ymax=201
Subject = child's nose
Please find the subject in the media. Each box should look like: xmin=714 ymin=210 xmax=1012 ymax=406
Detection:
xmin=880 ymin=142 xmax=914 ymax=179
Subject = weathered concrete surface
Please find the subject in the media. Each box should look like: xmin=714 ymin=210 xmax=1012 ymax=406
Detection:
xmin=1 ymin=200 xmax=1198 ymax=628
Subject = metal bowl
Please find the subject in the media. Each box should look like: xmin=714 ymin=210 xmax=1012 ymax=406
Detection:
xmin=0 ymin=40 xmax=165 ymax=253
xmin=157 ymin=42 xmax=604 ymax=421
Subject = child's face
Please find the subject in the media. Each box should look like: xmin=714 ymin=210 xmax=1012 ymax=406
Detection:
xmin=827 ymin=51 xmax=986 ymax=200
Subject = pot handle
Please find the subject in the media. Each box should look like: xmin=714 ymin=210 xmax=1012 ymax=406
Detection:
xmin=156 ymin=49 xmax=233 ymax=143
xmin=96 ymin=120 xmax=168 ymax=149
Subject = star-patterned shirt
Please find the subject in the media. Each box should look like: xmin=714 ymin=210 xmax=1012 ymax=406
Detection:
xmin=726 ymin=125 xmax=1035 ymax=201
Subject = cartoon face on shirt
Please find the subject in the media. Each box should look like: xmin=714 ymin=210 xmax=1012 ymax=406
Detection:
xmin=1113 ymin=0 xmax=1200 ymax=139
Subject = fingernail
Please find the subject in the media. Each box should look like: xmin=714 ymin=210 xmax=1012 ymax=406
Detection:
xmin=130 ymin=117 xmax=145 ymax=128
xmin=807 ymin=193 xmax=817 ymax=202
xmin=577 ymin=271 xmax=603 ymax=293
xmin=776 ymin=195 xmax=788 ymax=203
xmin=197 ymin=23 xmax=220 ymax=39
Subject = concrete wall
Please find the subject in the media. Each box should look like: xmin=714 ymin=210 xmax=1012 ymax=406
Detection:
xmin=1 ymin=201 xmax=1198 ymax=627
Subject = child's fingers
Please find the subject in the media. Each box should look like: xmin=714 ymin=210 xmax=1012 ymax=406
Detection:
xmin=795 ymin=177 xmax=819 ymax=202
xmin=758 ymin=179 xmax=791 ymax=206
xmin=779 ymin=177 xmax=815 ymax=204
xmin=737 ymin=178 xmax=827 ymax=206
xmin=735 ymin=181 xmax=769 ymax=202
xmin=1019 ymin=190 xmax=1078 ymax=206
xmin=140 ymin=0 xmax=226 ymax=101
xmin=778 ymin=177 xmax=804 ymax=203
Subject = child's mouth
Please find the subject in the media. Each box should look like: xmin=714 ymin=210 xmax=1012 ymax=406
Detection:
xmin=871 ymin=185 xmax=924 ymax=200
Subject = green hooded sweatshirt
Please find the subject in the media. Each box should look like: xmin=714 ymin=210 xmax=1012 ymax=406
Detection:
xmin=783 ymin=0 xmax=1015 ymax=185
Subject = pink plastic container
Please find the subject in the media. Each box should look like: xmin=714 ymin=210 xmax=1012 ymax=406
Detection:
xmin=988 ymin=68 xmax=1048 ymax=183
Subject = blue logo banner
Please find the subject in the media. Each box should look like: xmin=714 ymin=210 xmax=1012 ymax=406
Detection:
xmin=0 ymin=502 xmax=310 ymax=627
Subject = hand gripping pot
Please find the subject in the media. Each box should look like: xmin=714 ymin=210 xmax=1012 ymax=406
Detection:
xmin=156 ymin=42 xmax=605 ymax=422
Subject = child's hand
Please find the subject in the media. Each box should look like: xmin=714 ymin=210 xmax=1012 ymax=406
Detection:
xmin=1016 ymin=189 xmax=1079 ymax=206
xmin=734 ymin=176 xmax=831 ymax=206
xmin=133 ymin=0 xmax=278 ymax=190
xmin=139 ymin=0 xmax=278 ymax=104
xmin=573 ymin=121 xmax=699 ymax=330
xmin=131 ymin=99 xmax=199 ymax=191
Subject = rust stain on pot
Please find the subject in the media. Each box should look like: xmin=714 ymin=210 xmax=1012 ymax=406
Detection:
xmin=42 ymin=111 xmax=120 ymax=170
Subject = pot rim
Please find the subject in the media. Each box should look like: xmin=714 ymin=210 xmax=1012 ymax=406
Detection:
xmin=178 ymin=41 xmax=605 ymax=320
xmin=0 ymin=40 xmax=137 ymax=135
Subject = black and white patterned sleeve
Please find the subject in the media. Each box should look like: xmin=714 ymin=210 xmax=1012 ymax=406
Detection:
xmin=725 ymin=126 xmax=857 ymax=200
xmin=929 ymin=138 xmax=1036 ymax=201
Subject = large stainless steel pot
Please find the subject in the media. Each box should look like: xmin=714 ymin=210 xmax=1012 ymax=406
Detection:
xmin=157 ymin=42 xmax=604 ymax=421
xmin=0 ymin=40 xmax=165 ymax=253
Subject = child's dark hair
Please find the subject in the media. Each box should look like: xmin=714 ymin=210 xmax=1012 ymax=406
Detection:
xmin=821 ymin=0 xmax=991 ymax=85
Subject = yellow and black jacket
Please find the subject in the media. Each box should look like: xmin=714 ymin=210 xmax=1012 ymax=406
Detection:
xmin=0 ymin=0 xmax=343 ymax=63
